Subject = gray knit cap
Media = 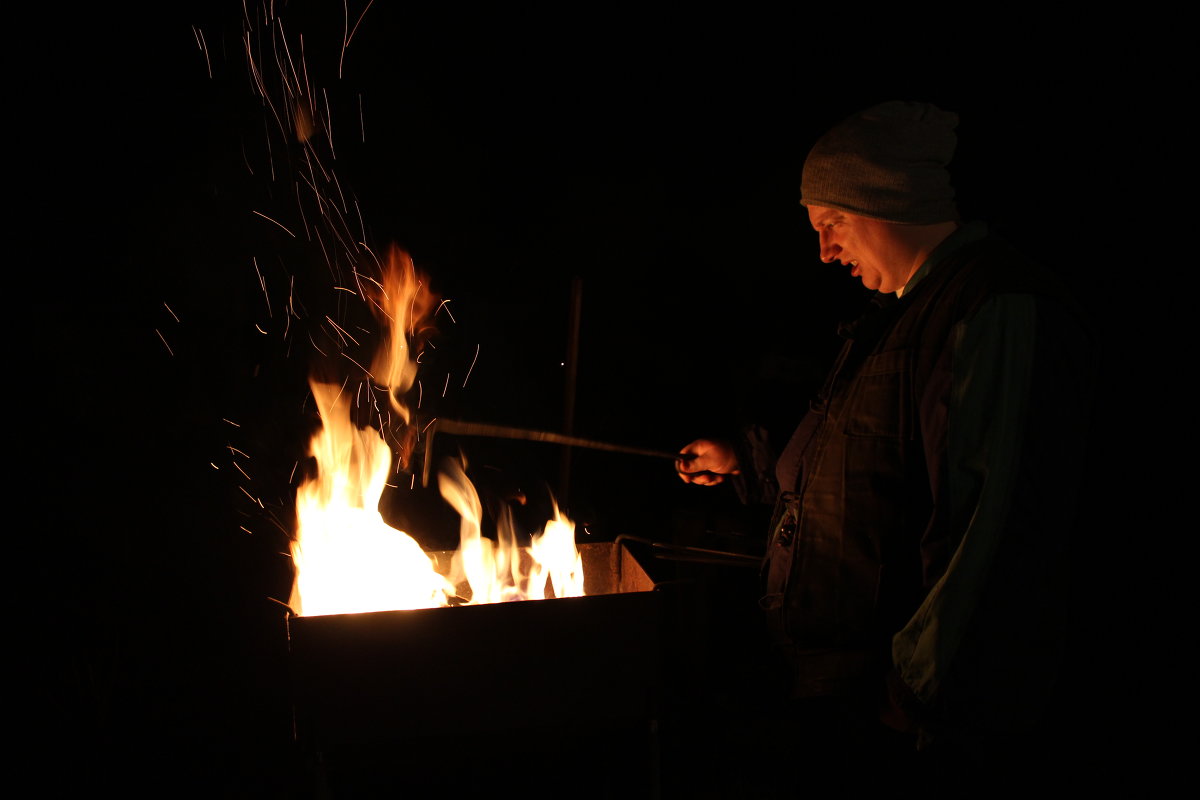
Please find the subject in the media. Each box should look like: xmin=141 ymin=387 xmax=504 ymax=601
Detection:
xmin=800 ymin=101 xmax=959 ymax=224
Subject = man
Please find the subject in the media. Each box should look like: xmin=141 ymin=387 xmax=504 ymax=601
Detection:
xmin=678 ymin=101 xmax=1093 ymax=781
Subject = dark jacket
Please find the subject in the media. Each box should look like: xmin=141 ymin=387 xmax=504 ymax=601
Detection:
xmin=761 ymin=226 xmax=1092 ymax=727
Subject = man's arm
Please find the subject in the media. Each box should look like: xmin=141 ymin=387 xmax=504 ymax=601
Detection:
xmin=676 ymin=424 xmax=778 ymax=505
xmin=891 ymin=290 xmax=1093 ymax=738
xmin=892 ymin=293 xmax=1037 ymax=703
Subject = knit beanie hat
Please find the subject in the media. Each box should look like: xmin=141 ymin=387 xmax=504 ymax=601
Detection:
xmin=800 ymin=101 xmax=959 ymax=224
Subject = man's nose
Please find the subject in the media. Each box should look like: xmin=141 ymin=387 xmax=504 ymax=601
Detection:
xmin=818 ymin=231 xmax=839 ymax=263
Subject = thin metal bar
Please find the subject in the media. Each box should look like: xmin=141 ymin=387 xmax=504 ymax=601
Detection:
xmin=419 ymin=419 xmax=692 ymax=488
xmin=560 ymin=276 xmax=583 ymax=506
xmin=435 ymin=418 xmax=684 ymax=460
xmin=613 ymin=535 xmax=763 ymax=568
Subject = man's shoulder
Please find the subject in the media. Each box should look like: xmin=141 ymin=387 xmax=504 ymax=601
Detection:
xmin=936 ymin=231 xmax=1070 ymax=307
xmin=891 ymin=230 xmax=1083 ymax=350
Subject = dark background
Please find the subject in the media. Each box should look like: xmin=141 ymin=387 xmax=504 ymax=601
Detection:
xmin=26 ymin=2 xmax=1167 ymax=795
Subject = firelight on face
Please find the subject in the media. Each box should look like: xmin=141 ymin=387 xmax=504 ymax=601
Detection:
xmin=807 ymin=205 xmax=918 ymax=294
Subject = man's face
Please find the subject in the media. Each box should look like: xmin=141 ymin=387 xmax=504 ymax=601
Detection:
xmin=807 ymin=206 xmax=912 ymax=294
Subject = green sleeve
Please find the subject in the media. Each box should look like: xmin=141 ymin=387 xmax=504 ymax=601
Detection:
xmin=892 ymin=293 xmax=1037 ymax=703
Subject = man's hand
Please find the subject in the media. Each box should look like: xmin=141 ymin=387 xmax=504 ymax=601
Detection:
xmin=676 ymin=439 xmax=740 ymax=485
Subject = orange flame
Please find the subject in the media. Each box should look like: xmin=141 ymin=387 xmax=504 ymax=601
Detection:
xmin=290 ymin=246 xmax=585 ymax=616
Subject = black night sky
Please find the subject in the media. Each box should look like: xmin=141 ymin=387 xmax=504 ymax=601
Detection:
xmin=26 ymin=3 xmax=1170 ymax=795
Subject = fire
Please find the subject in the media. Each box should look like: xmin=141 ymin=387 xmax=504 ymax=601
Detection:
xmin=439 ymin=458 xmax=584 ymax=604
xmin=289 ymin=247 xmax=585 ymax=616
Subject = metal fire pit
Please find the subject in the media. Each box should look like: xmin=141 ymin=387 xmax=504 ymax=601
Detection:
xmin=286 ymin=539 xmax=664 ymax=794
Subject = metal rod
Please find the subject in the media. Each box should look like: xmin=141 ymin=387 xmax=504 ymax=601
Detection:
xmin=613 ymin=535 xmax=763 ymax=568
xmin=435 ymin=419 xmax=684 ymax=460
xmin=420 ymin=418 xmax=692 ymax=488
xmin=560 ymin=276 xmax=583 ymax=506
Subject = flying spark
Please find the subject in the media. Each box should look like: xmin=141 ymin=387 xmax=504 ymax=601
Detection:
xmin=230 ymin=121 xmax=252 ymax=169
xmin=254 ymin=256 xmax=273 ymax=317
xmin=341 ymin=352 xmax=374 ymax=381
xmin=340 ymin=0 xmax=377 ymax=79
xmin=354 ymin=199 xmax=367 ymax=242
xmin=308 ymin=332 xmax=328 ymax=357
xmin=324 ymin=88 xmax=336 ymax=159
xmin=295 ymin=182 xmax=314 ymax=242
xmin=155 ymin=329 xmax=174 ymax=356
xmin=409 ymin=284 xmax=421 ymax=335
xmin=252 ymin=210 xmax=297 ymax=238
xmin=284 ymin=274 xmax=294 ymax=339
xmin=330 ymin=166 xmax=349 ymax=214
xmin=276 ymin=19 xmax=302 ymax=104
xmin=327 ymin=375 xmax=352 ymax=411
xmin=463 ymin=344 xmax=480 ymax=388
xmin=192 ymin=26 xmax=212 ymax=79
xmin=324 ymin=315 xmax=361 ymax=346
xmin=358 ymin=247 xmax=384 ymax=277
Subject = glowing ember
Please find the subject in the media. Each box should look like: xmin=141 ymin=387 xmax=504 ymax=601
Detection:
xmin=289 ymin=247 xmax=585 ymax=616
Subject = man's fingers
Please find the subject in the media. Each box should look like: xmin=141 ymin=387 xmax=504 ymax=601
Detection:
xmin=678 ymin=469 xmax=725 ymax=486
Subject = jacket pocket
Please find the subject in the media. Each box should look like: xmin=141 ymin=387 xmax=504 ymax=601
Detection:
xmin=842 ymin=348 xmax=911 ymax=440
